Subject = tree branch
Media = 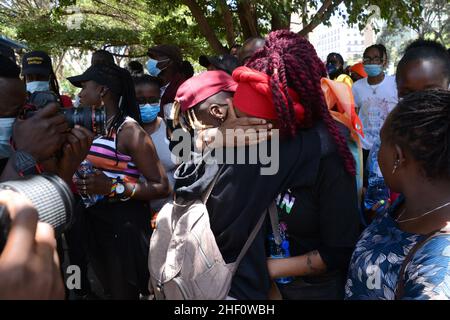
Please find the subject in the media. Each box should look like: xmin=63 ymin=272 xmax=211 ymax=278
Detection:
xmin=298 ymin=0 xmax=343 ymax=36
xmin=182 ymin=0 xmax=227 ymax=54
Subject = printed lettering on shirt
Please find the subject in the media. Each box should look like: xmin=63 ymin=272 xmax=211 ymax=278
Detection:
xmin=276 ymin=190 xmax=296 ymax=215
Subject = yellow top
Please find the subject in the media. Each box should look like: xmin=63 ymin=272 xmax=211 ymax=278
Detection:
xmin=335 ymin=74 xmax=353 ymax=88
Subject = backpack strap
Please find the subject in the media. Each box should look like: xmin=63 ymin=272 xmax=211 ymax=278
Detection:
xmin=200 ymin=165 xmax=281 ymax=273
xmin=231 ymin=201 xmax=279 ymax=275
xmin=202 ymin=165 xmax=223 ymax=203
xmin=231 ymin=208 xmax=267 ymax=275
xmin=395 ymin=226 xmax=450 ymax=299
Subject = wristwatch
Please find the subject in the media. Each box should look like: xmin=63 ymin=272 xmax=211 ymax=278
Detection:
xmin=115 ymin=182 xmax=126 ymax=198
xmin=13 ymin=150 xmax=40 ymax=176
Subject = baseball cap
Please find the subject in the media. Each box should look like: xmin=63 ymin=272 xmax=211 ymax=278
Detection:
xmin=148 ymin=44 xmax=183 ymax=65
xmin=67 ymin=64 xmax=124 ymax=95
xmin=175 ymin=70 xmax=237 ymax=112
xmin=22 ymin=51 xmax=53 ymax=76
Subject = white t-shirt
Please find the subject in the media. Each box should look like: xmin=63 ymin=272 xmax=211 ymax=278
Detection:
xmin=150 ymin=118 xmax=178 ymax=211
xmin=352 ymin=75 xmax=398 ymax=150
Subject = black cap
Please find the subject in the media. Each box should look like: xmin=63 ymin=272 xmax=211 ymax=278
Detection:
xmin=67 ymin=64 xmax=123 ymax=95
xmin=22 ymin=51 xmax=53 ymax=76
xmin=148 ymin=44 xmax=183 ymax=65
xmin=198 ymin=54 xmax=238 ymax=75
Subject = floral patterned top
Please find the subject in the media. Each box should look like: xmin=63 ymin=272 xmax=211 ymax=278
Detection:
xmin=345 ymin=197 xmax=450 ymax=300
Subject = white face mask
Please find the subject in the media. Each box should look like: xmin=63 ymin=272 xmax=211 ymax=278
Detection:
xmin=26 ymin=81 xmax=50 ymax=93
xmin=0 ymin=118 xmax=15 ymax=159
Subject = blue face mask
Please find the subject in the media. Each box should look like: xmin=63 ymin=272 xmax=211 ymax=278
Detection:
xmin=26 ymin=81 xmax=50 ymax=93
xmin=0 ymin=118 xmax=15 ymax=159
xmin=363 ymin=64 xmax=383 ymax=77
xmin=146 ymin=58 xmax=169 ymax=77
xmin=140 ymin=103 xmax=160 ymax=123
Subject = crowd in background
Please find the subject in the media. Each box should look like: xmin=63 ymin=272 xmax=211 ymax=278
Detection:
xmin=0 ymin=29 xmax=449 ymax=300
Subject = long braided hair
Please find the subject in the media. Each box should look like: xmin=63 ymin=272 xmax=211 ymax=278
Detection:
xmin=384 ymin=89 xmax=450 ymax=179
xmin=95 ymin=63 xmax=142 ymax=137
xmin=246 ymin=29 xmax=356 ymax=175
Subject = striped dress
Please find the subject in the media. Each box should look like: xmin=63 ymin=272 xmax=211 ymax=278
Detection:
xmin=87 ymin=117 xmax=140 ymax=184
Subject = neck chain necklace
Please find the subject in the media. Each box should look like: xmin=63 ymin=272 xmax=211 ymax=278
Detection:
xmin=368 ymin=73 xmax=384 ymax=95
xmin=396 ymin=201 xmax=450 ymax=223
xmin=368 ymin=83 xmax=380 ymax=95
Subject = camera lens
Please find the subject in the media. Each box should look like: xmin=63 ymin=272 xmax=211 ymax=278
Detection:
xmin=61 ymin=106 xmax=106 ymax=135
xmin=0 ymin=174 xmax=74 ymax=237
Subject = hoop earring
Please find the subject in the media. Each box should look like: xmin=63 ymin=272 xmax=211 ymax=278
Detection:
xmin=392 ymin=159 xmax=400 ymax=175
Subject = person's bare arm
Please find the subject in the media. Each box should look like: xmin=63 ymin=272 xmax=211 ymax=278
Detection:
xmin=267 ymin=250 xmax=327 ymax=279
xmin=118 ymin=122 xmax=170 ymax=201
xmin=79 ymin=122 xmax=170 ymax=201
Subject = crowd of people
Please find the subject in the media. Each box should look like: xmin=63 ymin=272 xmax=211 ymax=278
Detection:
xmin=0 ymin=28 xmax=449 ymax=300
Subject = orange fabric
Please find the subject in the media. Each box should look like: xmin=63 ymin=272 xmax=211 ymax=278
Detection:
xmin=321 ymin=78 xmax=364 ymax=142
xmin=350 ymin=62 xmax=368 ymax=78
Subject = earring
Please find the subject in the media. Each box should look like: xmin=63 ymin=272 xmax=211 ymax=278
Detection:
xmin=392 ymin=159 xmax=400 ymax=174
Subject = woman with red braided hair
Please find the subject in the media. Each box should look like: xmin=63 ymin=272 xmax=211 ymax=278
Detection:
xmin=232 ymin=30 xmax=361 ymax=299
xmin=171 ymin=30 xmax=360 ymax=300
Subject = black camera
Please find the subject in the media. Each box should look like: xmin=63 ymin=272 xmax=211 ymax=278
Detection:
xmin=26 ymin=91 xmax=107 ymax=136
xmin=0 ymin=174 xmax=75 ymax=252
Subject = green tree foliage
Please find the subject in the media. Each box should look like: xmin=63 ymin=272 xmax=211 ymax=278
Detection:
xmin=0 ymin=0 xmax=424 ymax=58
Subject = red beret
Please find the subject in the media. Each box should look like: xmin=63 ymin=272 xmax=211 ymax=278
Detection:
xmin=175 ymin=70 xmax=237 ymax=112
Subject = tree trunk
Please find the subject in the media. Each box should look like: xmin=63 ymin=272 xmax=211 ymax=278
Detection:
xmin=270 ymin=0 xmax=292 ymax=30
xmin=237 ymin=0 xmax=259 ymax=39
xmin=271 ymin=12 xmax=290 ymax=30
xmin=182 ymin=0 xmax=227 ymax=54
xmin=218 ymin=0 xmax=236 ymax=48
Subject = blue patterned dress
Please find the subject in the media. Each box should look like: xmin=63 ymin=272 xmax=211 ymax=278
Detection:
xmin=345 ymin=197 xmax=450 ymax=300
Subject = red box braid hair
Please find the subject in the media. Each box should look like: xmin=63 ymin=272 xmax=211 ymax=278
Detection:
xmin=246 ymin=29 xmax=356 ymax=176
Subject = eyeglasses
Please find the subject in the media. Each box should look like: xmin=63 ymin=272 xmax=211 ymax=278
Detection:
xmin=363 ymin=57 xmax=384 ymax=64
xmin=137 ymin=97 xmax=160 ymax=105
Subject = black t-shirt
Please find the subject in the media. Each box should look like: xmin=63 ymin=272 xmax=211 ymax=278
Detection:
xmin=276 ymin=151 xmax=360 ymax=274
xmin=205 ymin=125 xmax=324 ymax=300
xmin=175 ymin=122 xmax=357 ymax=300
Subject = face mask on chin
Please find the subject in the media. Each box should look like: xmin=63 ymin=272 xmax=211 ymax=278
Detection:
xmin=26 ymin=81 xmax=50 ymax=93
xmin=0 ymin=118 xmax=16 ymax=159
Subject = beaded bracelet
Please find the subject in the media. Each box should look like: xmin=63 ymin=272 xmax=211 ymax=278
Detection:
xmin=109 ymin=178 xmax=118 ymax=198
